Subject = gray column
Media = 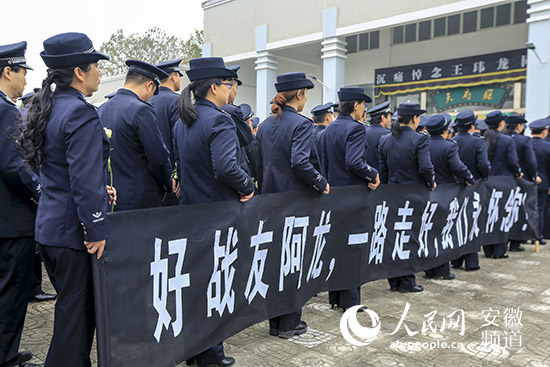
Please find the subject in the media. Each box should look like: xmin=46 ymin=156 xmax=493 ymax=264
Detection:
xmin=322 ymin=7 xmax=346 ymax=104
xmin=525 ymin=0 xmax=550 ymax=121
xmin=255 ymin=25 xmax=277 ymax=121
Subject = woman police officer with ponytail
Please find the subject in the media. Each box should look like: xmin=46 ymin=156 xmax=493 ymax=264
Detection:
xmin=174 ymin=57 xmax=254 ymax=367
xmin=482 ymin=111 xmax=523 ymax=259
xmin=378 ymin=102 xmax=436 ymax=293
xmin=256 ymin=72 xmax=329 ymax=339
xmin=19 ymin=33 xmax=115 ymax=367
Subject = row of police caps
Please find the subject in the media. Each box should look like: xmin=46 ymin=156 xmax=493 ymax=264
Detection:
xmin=3 ymin=34 xmax=549 ymax=132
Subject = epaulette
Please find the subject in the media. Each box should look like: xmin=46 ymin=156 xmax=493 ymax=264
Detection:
xmin=84 ymin=100 xmax=98 ymax=110
xmin=219 ymin=109 xmax=232 ymax=117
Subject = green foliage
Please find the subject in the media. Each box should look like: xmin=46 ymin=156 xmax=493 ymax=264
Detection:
xmin=98 ymin=28 xmax=203 ymax=77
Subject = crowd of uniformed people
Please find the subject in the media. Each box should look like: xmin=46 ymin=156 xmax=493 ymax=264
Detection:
xmin=1 ymin=32 xmax=550 ymax=367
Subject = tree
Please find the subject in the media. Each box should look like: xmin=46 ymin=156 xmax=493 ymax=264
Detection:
xmin=98 ymin=28 xmax=203 ymax=77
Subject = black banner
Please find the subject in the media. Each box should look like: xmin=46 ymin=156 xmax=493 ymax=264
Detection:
xmin=92 ymin=177 xmax=537 ymax=367
xmin=374 ymin=49 xmax=527 ymax=98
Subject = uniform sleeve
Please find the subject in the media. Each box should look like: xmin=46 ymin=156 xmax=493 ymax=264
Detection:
xmin=448 ymin=143 xmax=474 ymax=184
xmin=378 ymin=136 xmax=388 ymax=184
xmin=64 ymin=106 xmax=108 ymax=242
xmin=210 ymin=115 xmax=254 ymax=195
xmin=506 ymin=138 xmax=522 ymax=177
xmin=416 ymin=134 xmax=435 ymax=188
xmin=136 ymin=106 xmax=172 ymax=192
xmin=0 ymin=104 xmax=40 ymax=204
xmin=290 ymin=120 xmax=327 ymax=192
xmin=476 ymin=139 xmax=491 ymax=180
xmin=229 ymin=107 xmax=261 ymax=180
xmin=524 ymin=139 xmax=538 ymax=181
xmin=345 ymin=124 xmax=378 ymax=182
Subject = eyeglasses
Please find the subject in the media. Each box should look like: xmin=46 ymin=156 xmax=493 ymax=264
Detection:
xmin=216 ymin=81 xmax=234 ymax=90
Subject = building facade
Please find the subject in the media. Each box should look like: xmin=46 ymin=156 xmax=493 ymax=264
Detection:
xmin=202 ymin=0 xmax=550 ymax=122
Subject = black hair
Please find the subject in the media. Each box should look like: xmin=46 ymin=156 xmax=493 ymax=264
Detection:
xmin=484 ymin=127 xmax=500 ymax=161
xmin=125 ymin=71 xmax=153 ymax=85
xmin=178 ymin=78 xmax=223 ymax=126
xmin=0 ymin=65 xmax=22 ymax=78
xmin=370 ymin=114 xmax=383 ymax=125
xmin=391 ymin=115 xmax=415 ymax=138
xmin=531 ymin=129 xmax=545 ymax=135
xmin=338 ymin=100 xmax=358 ymax=116
xmin=18 ymin=64 xmax=91 ymax=170
xmin=456 ymin=124 xmax=471 ymax=133
xmin=313 ymin=112 xmax=329 ymax=124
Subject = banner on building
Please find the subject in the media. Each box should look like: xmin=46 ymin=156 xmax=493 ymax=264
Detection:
xmin=374 ymin=49 xmax=526 ymax=98
xmin=92 ymin=177 xmax=537 ymax=367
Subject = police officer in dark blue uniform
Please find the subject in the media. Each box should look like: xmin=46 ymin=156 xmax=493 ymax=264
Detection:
xmin=473 ymin=119 xmax=488 ymax=137
xmin=529 ymin=118 xmax=550 ymax=244
xmin=175 ymin=57 xmax=253 ymax=367
xmin=505 ymin=115 xmax=540 ymax=251
xmin=251 ymin=117 xmax=259 ymax=135
xmin=99 ymin=60 xmax=172 ymax=211
xmin=365 ymin=101 xmax=392 ymax=170
xmin=416 ymin=115 xmax=429 ymax=135
xmin=424 ymin=114 xmax=474 ymax=280
xmin=379 ymin=102 xmax=435 ymax=293
xmin=324 ymin=87 xmax=379 ymax=310
xmin=257 ymin=72 xmax=329 ymax=338
xmin=483 ymin=110 xmax=523 ymax=259
xmin=310 ymin=102 xmax=334 ymax=176
xmin=450 ymin=110 xmax=491 ymax=271
xmin=0 ymin=41 xmax=41 ymax=367
xmin=19 ymin=32 xmax=114 ymax=367
xmin=149 ymin=59 xmax=183 ymax=206
xmin=220 ymin=65 xmax=259 ymax=181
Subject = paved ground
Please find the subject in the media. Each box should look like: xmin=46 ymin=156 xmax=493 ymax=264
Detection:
xmin=21 ymin=242 xmax=550 ymax=367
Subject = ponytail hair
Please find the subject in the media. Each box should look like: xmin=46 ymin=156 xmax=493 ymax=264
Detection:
xmin=19 ymin=64 xmax=90 ymax=170
xmin=391 ymin=115 xmax=414 ymax=138
xmin=178 ymin=78 xmax=222 ymax=127
xmin=485 ymin=127 xmax=500 ymax=161
xmin=270 ymin=89 xmax=304 ymax=117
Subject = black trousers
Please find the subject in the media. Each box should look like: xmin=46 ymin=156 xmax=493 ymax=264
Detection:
xmin=538 ymin=190 xmax=548 ymax=241
xmin=39 ymin=245 xmax=95 ymax=367
xmin=451 ymin=252 xmax=479 ymax=269
xmin=426 ymin=262 xmax=451 ymax=276
xmin=30 ymin=247 xmax=42 ymax=296
xmin=328 ymin=288 xmax=361 ymax=309
xmin=483 ymin=243 xmax=507 ymax=257
xmin=387 ymin=274 xmax=416 ymax=290
xmin=194 ymin=342 xmax=225 ymax=367
xmin=269 ymin=310 xmax=302 ymax=332
xmin=0 ymin=237 xmax=35 ymax=367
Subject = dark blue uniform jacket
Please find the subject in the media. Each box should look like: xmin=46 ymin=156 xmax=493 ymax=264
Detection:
xmin=35 ymin=87 xmax=109 ymax=249
xmin=531 ymin=137 xmax=550 ymax=192
xmin=0 ymin=91 xmax=40 ymax=237
xmin=488 ymin=133 xmax=521 ymax=177
xmin=452 ymin=132 xmax=491 ymax=180
xmin=149 ymin=86 xmax=179 ymax=171
xmin=99 ymin=88 xmax=171 ymax=210
xmin=257 ymin=105 xmax=327 ymax=194
xmin=174 ymin=98 xmax=254 ymax=205
xmin=324 ymin=114 xmax=378 ymax=186
xmin=428 ymin=135 xmax=474 ymax=185
xmin=510 ymin=131 xmax=538 ymax=182
xmin=378 ymin=126 xmax=435 ymax=187
xmin=220 ymin=103 xmax=260 ymax=179
xmin=312 ymin=124 xmax=327 ymax=176
xmin=365 ymin=123 xmax=390 ymax=171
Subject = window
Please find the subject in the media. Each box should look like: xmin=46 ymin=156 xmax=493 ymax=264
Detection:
xmin=463 ymin=11 xmax=477 ymax=33
xmin=359 ymin=32 xmax=369 ymax=51
xmin=514 ymin=0 xmax=528 ymax=24
xmin=448 ymin=14 xmax=461 ymax=35
xmin=419 ymin=20 xmax=431 ymax=41
xmin=370 ymin=31 xmax=380 ymax=49
xmin=434 ymin=17 xmax=446 ymax=37
xmin=496 ymin=3 xmax=511 ymax=26
xmin=480 ymin=7 xmax=495 ymax=29
xmin=393 ymin=26 xmax=404 ymax=44
xmin=346 ymin=35 xmax=357 ymax=53
xmin=405 ymin=23 xmax=417 ymax=43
